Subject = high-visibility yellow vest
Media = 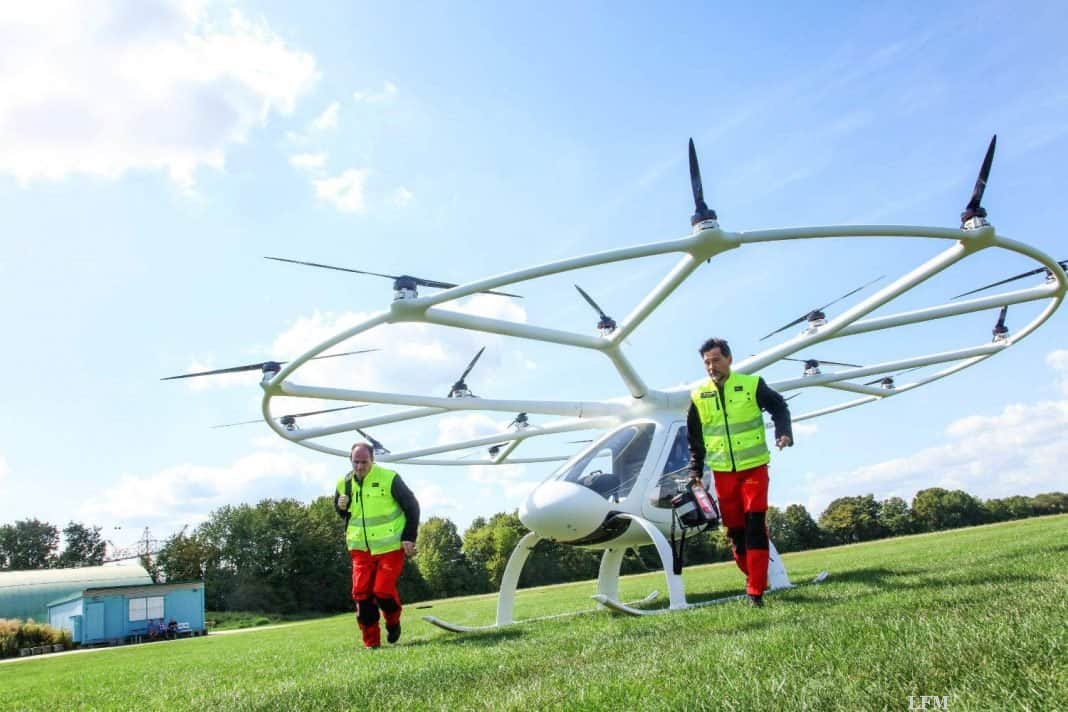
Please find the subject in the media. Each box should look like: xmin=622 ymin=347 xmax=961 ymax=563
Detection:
xmin=336 ymin=465 xmax=406 ymax=554
xmin=690 ymin=372 xmax=770 ymax=472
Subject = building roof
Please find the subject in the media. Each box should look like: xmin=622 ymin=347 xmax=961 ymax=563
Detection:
xmin=0 ymin=565 xmax=152 ymax=622
xmin=47 ymin=581 xmax=203 ymax=607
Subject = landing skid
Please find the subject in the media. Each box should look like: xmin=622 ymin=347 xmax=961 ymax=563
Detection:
xmin=423 ymin=591 xmax=659 ymax=633
xmin=592 ymin=570 xmax=830 ymax=617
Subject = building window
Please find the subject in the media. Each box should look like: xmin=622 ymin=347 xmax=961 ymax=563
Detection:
xmin=128 ymin=596 xmax=165 ymax=622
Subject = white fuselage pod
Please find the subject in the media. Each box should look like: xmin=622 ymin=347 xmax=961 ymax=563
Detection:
xmin=519 ymin=413 xmax=703 ymax=549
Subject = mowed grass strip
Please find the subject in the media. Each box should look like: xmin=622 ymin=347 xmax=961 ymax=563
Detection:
xmin=2 ymin=515 xmax=1064 ymax=711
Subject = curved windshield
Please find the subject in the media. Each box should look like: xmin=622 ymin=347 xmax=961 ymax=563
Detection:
xmin=555 ymin=423 xmax=655 ymax=502
xmin=650 ymin=425 xmax=692 ymax=508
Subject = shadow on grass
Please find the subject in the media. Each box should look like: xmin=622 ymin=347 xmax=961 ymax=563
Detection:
xmin=404 ymin=626 xmax=527 ymax=649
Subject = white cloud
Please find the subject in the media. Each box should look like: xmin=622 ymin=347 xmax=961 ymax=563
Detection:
xmin=437 ymin=413 xmax=510 ymax=446
xmin=352 ymin=81 xmax=397 ymax=103
xmin=805 ymin=397 xmax=1068 ymax=516
xmin=1047 ymin=349 xmax=1068 ymax=396
xmin=314 ymin=168 xmax=370 ymax=213
xmin=0 ymin=455 xmax=9 ymax=481
xmin=310 ymin=101 xmax=339 ymax=131
xmin=0 ymin=2 xmax=319 ymax=189
xmin=289 ymin=152 xmax=327 ymax=170
xmin=409 ymin=479 xmax=459 ymax=516
xmin=389 ymin=186 xmax=413 ymax=207
xmin=80 ymin=449 xmax=333 ymax=532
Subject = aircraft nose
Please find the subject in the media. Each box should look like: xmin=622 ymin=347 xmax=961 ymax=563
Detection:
xmin=519 ymin=480 xmax=611 ymax=542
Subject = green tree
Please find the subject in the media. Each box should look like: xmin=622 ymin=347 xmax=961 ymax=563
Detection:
xmin=876 ymin=497 xmax=915 ymax=537
xmin=769 ymin=504 xmax=822 ymax=552
xmin=912 ymin=488 xmax=984 ymax=531
xmin=819 ymin=495 xmax=884 ymax=544
xmin=417 ymin=517 xmax=488 ymax=597
xmin=56 ymin=522 xmax=107 ymax=568
xmin=982 ymin=496 xmax=1034 ymax=522
xmin=0 ymin=519 xmax=59 ymax=570
xmin=1030 ymin=492 xmax=1068 ymax=515
xmin=157 ymin=530 xmax=216 ymax=582
xmin=463 ymin=512 xmax=525 ymax=588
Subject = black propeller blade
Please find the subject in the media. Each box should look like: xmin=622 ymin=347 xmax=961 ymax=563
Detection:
xmin=508 ymin=412 xmax=529 ymax=430
xmin=863 ymin=365 xmax=925 ymax=387
xmin=448 ymin=347 xmax=486 ymax=397
xmin=211 ymin=405 xmax=368 ymax=429
xmin=162 ymin=349 xmax=379 ymax=380
xmin=574 ymin=284 xmax=617 ymax=333
xmin=355 ymin=427 xmax=390 ymax=455
xmin=951 ymin=260 xmax=1067 ymax=299
xmin=688 ymin=138 xmax=717 ymax=226
xmin=783 ymin=357 xmax=863 ymax=369
xmin=264 ymin=256 xmax=522 ymax=298
xmin=759 ymin=276 xmax=885 ymax=341
xmin=961 ymin=135 xmax=997 ymax=226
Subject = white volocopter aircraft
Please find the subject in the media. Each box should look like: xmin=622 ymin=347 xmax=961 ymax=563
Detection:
xmin=165 ymin=136 xmax=1066 ymax=631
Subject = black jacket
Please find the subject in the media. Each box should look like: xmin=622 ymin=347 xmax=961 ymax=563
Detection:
xmin=334 ymin=472 xmax=420 ymax=543
xmin=687 ymin=376 xmax=793 ymax=477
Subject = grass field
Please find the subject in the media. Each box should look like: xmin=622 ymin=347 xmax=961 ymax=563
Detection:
xmin=2 ymin=515 xmax=1065 ymax=711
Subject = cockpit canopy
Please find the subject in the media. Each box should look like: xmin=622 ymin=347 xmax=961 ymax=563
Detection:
xmin=553 ymin=422 xmax=655 ymax=502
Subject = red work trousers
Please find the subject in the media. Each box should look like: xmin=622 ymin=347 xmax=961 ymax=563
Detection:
xmin=713 ymin=464 xmax=770 ymax=596
xmin=350 ymin=548 xmax=405 ymax=648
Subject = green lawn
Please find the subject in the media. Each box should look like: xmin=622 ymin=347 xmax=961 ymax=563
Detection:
xmin=3 ymin=515 xmax=1065 ymax=711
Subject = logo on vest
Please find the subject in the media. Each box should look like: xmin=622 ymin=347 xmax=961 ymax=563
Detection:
xmin=733 ymin=385 xmax=744 ymax=391
xmin=700 ymin=392 xmax=715 ymax=398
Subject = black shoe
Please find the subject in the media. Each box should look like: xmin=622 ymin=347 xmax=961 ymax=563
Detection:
xmin=386 ymin=622 xmax=401 ymax=644
xmin=747 ymin=594 xmax=764 ymax=608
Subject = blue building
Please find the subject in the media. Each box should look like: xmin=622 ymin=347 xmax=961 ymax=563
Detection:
xmin=0 ymin=565 xmax=152 ymax=622
xmin=47 ymin=581 xmax=206 ymax=646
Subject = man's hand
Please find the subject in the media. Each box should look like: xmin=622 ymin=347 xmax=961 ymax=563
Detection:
xmin=402 ymin=541 xmax=417 ymax=558
xmin=775 ymin=435 xmax=793 ymax=450
xmin=337 ymin=494 xmax=350 ymax=510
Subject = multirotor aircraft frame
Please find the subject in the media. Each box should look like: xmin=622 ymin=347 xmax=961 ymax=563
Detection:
xmin=260 ymin=222 xmax=1065 ymax=459
xmin=236 ymin=134 xmax=1065 ymax=628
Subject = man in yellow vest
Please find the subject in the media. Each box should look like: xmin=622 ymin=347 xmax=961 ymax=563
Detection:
xmin=335 ymin=442 xmax=420 ymax=648
xmin=687 ymin=337 xmax=793 ymax=607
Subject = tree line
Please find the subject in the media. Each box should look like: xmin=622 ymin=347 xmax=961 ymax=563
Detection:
xmin=2 ymin=489 xmax=1064 ymax=614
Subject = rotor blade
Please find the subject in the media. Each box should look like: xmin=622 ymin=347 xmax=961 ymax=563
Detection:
xmin=950 ymin=265 xmax=1057 ymax=299
xmin=816 ymin=275 xmax=885 ymax=313
xmin=688 ymin=138 xmax=708 ymax=213
xmin=265 ymin=256 xmax=523 ymax=298
xmin=995 ymin=305 xmax=1008 ymax=330
xmin=782 ymin=357 xmax=863 ymax=368
xmin=161 ymin=349 xmax=377 ymax=381
xmin=762 ymin=276 xmax=885 ymax=341
xmin=211 ymin=405 xmax=367 ymax=429
xmin=574 ymin=284 xmax=609 ymax=319
xmin=264 ymin=256 xmax=399 ymax=280
xmin=863 ymin=365 xmax=926 ymax=386
xmin=965 ymin=135 xmax=997 ymax=213
xmin=355 ymin=427 xmax=390 ymax=453
xmin=284 ymin=404 xmax=368 ymax=419
xmin=758 ymin=315 xmax=811 ymax=341
xmin=309 ymin=349 xmax=379 ymax=362
xmin=210 ymin=418 xmax=265 ymax=429
xmin=161 ymin=361 xmax=276 ymax=380
xmin=457 ymin=347 xmax=486 ymax=383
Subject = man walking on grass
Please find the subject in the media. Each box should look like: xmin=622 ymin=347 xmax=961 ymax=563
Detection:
xmin=335 ymin=442 xmax=420 ymax=648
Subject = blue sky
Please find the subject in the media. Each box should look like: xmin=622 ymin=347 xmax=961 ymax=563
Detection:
xmin=2 ymin=1 xmax=1066 ymax=552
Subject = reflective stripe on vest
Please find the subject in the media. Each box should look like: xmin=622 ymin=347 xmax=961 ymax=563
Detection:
xmin=336 ymin=465 xmax=407 ymax=554
xmin=690 ymin=372 xmax=770 ymax=472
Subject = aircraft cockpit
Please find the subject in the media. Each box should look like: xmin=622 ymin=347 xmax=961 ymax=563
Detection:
xmin=554 ymin=422 xmax=655 ymax=503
